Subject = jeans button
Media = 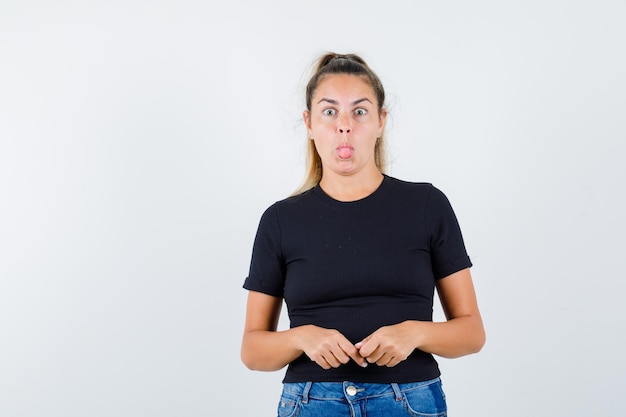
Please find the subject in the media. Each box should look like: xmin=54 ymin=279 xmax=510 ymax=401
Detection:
xmin=346 ymin=385 xmax=357 ymax=396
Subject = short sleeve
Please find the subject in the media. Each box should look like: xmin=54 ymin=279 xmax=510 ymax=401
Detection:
xmin=242 ymin=204 xmax=286 ymax=297
xmin=425 ymin=186 xmax=472 ymax=279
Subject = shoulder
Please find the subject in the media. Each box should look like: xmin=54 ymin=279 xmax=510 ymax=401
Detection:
xmin=385 ymin=175 xmax=442 ymax=200
xmin=386 ymin=175 xmax=433 ymax=190
xmin=258 ymin=188 xmax=317 ymax=223
xmin=384 ymin=176 xmax=458 ymax=214
xmin=270 ymin=187 xmax=316 ymax=211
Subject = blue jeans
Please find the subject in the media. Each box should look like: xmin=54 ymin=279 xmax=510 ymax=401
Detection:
xmin=278 ymin=377 xmax=446 ymax=417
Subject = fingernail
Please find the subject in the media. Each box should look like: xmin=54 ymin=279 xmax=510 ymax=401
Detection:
xmin=361 ymin=362 xmax=368 ymax=368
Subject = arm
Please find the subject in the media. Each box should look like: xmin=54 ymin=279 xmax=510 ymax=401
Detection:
xmin=356 ymin=268 xmax=485 ymax=365
xmin=416 ymin=267 xmax=486 ymax=357
xmin=241 ymin=291 xmax=367 ymax=371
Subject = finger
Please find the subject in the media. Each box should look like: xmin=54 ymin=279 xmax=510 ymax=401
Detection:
xmin=375 ymin=352 xmax=393 ymax=367
xmin=308 ymin=348 xmax=340 ymax=369
xmin=356 ymin=339 xmax=377 ymax=358
xmin=330 ymin=345 xmax=352 ymax=366
xmin=321 ymin=352 xmax=341 ymax=368
xmin=386 ymin=356 xmax=402 ymax=367
xmin=354 ymin=335 xmax=370 ymax=350
xmin=338 ymin=340 xmax=368 ymax=367
xmin=364 ymin=347 xmax=384 ymax=364
xmin=315 ymin=357 xmax=332 ymax=370
xmin=348 ymin=350 xmax=368 ymax=368
xmin=359 ymin=338 xmax=385 ymax=362
xmin=310 ymin=357 xmax=331 ymax=370
xmin=307 ymin=352 xmax=330 ymax=370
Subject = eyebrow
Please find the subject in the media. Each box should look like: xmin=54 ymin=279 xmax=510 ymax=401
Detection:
xmin=317 ymin=97 xmax=373 ymax=106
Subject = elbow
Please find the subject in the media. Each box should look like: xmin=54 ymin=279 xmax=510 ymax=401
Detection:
xmin=443 ymin=332 xmax=485 ymax=359
xmin=240 ymin=354 xmax=254 ymax=371
xmin=469 ymin=326 xmax=486 ymax=354
xmin=241 ymin=332 xmax=261 ymax=370
xmin=451 ymin=320 xmax=486 ymax=358
xmin=240 ymin=345 xmax=260 ymax=371
xmin=470 ymin=333 xmax=487 ymax=353
xmin=241 ymin=355 xmax=261 ymax=371
xmin=242 ymin=360 xmax=259 ymax=371
xmin=467 ymin=314 xmax=486 ymax=355
xmin=241 ymin=351 xmax=287 ymax=372
xmin=241 ymin=353 xmax=283 ymax=372
xmin=241 ymin=343 xmax=279 ymax=371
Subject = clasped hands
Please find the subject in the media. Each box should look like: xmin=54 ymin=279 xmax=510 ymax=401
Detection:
xmin=298 ymin=321 xmax=419 ymax=370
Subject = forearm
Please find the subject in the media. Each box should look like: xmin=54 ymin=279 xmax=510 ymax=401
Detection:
xmin=409 ymin=315 xmax=485 ymax=359
xmin=241 ymin=327 xmax=304 ymax=371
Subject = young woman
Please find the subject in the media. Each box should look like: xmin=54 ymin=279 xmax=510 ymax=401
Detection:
xmin=241 ymin=53 xmax=485 ymax=416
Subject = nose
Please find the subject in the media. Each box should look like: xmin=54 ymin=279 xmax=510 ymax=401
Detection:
xmin=337 ymin=113 xmax=352 ymax=134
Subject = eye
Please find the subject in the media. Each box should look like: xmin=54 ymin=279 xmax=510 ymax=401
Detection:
xmin=354 ymin=108 xmax=367 ymax=116
xmin=322 ymin=108 xmax=337 ymax=116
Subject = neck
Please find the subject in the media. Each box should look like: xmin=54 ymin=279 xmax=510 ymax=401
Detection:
xmin=319 ymin=169 xmax=384 ymax=202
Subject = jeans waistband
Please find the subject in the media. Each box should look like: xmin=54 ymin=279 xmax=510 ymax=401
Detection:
xmin=283 ymin=378 xmax=442 ymax=404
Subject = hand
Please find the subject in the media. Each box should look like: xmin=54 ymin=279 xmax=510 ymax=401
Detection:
xmin=355 ymin=321 xmax=419 ymax=367
xmin=295 ymin=325 xmax=368 ymax=369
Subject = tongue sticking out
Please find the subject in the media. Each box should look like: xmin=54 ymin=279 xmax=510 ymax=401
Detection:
xmin=337 ymin=146 xmax=354 ymax=160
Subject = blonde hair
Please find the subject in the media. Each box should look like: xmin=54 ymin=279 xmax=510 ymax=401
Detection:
xmin=292 ymin=53 xmax=388 ymax=195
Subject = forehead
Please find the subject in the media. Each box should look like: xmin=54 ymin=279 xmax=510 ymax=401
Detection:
xmin=313 ymin=74 xmax=377 ymax=104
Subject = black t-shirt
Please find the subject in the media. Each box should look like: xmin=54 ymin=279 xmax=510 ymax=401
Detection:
xmin=243 ymin=175 xmax=472 ymax=383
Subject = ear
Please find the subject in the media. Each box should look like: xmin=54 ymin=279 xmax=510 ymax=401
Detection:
xmin=303 ymin=110 xmax=312 ymax=136
xmin=378 ymin=108 xmax=388 ymax=135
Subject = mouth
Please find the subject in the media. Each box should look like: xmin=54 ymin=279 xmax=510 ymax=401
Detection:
xmin=336 ymin=145 xmax=354 ymax=160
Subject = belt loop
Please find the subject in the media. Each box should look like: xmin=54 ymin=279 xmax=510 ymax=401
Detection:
xmin=391 ymin=383 xmax=402 ymax=402
xmin=302 ymin=382 xmax=313 ymax=404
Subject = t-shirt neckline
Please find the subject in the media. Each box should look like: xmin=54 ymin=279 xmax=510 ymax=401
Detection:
xmin=312 ymin=175 xmax=392 ymax=207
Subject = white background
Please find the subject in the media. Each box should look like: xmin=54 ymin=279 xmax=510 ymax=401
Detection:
xmin=1 ymin=1 xmax=625 ymax=416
